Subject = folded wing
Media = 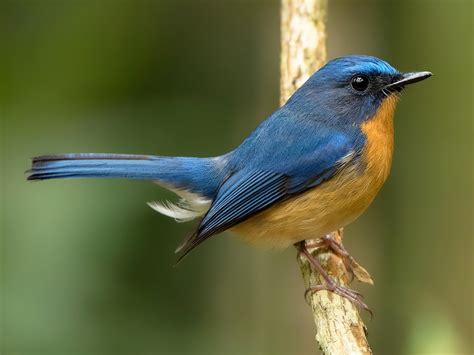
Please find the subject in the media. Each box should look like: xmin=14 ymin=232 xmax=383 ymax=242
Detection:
xmin=176 ymin=132 xmax=357 ymax=261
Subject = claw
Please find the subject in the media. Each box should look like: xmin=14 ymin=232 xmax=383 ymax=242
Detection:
xmin=304 ymin=236 xmax=355 ymax=281
xmin=296 ymin=240 xmax=372 ymax=316
xmin=305 ymin=284 xmax=373 ymax=317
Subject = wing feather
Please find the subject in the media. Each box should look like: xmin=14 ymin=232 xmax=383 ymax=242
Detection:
xmin=176 ymin=170 xmax=288 ymax=260
xmin=175 ymin=124 xmax=359 ymax=262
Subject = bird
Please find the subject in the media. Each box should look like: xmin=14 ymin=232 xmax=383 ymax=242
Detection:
xmin=27 ymin=55 xmax=431 ymax=308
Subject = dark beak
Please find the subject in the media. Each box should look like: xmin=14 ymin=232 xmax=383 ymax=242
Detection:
xmin=386 ymin=71 xmax=432 ymax=90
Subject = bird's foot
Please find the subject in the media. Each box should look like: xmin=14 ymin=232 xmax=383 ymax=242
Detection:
xmin=304 ymin=235 xmax=373 ymax=285
xmin=296 ymin=240 xmax=372 ymax=314
xmin=305 ymin=283 xmax=371 ymax=315
xmin=305 ymin=235 xmax=355 ymax=282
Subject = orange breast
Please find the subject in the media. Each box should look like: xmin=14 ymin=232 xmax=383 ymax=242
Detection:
xmin=231 ymin=95 xmax=398 ymax=249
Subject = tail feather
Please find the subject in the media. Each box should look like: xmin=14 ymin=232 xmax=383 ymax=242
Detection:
xmin=28 ymin=154 xmax=163 ymax=181
xmin=26 ymin=152 xmax=227 ymax=257
xmin=31 ymin=153 xmax=155 ymax=163
xmin=27 ymin=153 xmax=224 ymax=199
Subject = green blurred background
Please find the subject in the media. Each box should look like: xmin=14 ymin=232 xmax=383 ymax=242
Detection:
xmin=1 ymin=0 xmax=472 ymax=354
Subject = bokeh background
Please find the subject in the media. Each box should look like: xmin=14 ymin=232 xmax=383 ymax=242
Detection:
xmin=1 ymin=0 xmax=473 ymax=354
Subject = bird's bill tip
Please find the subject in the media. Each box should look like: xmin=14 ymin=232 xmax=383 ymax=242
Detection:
xmin=400 ymin=71 xmax=433 ymax=85
xmin=388 ymin=71 xmax=432 ymax=88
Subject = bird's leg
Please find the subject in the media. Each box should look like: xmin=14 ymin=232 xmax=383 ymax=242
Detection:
xmin=305 ymin=235 xmax=355 ymax=281
xmin=295 ymin=241 xmax=370 ymax=312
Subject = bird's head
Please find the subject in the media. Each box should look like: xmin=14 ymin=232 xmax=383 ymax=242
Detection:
xmin=286 ymin=55 xmax=432 ymax=126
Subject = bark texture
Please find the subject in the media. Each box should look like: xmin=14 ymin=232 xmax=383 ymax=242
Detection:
xmin=280 ymin=0 xmax=327 ymax=105
xmin=297 ymin=231 xmax=373 ymax=355
xmin=280 ymin=1 xmax=373 ymax=354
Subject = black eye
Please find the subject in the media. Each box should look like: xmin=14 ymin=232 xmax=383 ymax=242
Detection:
xmin=351 ymin=75 xmax=369 ymax=91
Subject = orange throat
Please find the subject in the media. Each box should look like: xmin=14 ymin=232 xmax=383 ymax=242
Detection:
xmin=360 ymin=94 xmax=398 ymax=186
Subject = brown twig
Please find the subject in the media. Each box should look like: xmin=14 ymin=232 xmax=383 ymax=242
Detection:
xmin=280 ymin=1 xmax=373 ymax=353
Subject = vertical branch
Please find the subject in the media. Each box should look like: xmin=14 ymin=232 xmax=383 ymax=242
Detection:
xmin=298 ymin=230 xmax=372 ymax=354
xmin=280 ymin=0 xmax=327 ymax=105
xmin=280 ymin=1 xmax=373 ymax=354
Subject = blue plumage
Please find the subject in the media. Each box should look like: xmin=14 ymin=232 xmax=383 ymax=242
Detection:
xmin=27 ymin=55 xmax=431 ymax=261
xmin=29 ymin=153 xmax=225 ymax=198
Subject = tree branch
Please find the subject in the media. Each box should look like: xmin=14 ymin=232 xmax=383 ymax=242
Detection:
xmin=297 ymin=230 xmax=372 ymax=354
xmin=280 ymin=1 xmax=373 ymax=354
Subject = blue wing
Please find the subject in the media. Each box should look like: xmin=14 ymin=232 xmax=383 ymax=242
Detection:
xmin=176 ymin=113 xmax=361 ymax=261
xmin=194 ymin=170 xmax=288 ymax=237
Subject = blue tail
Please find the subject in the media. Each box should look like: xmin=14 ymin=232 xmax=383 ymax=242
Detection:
xmin=27 ymin=153 xmax=224 ymax=198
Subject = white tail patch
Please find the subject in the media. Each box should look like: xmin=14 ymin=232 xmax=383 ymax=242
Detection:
xmin=148 ymin=186 xmax=211 ymax=222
